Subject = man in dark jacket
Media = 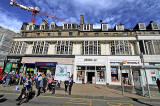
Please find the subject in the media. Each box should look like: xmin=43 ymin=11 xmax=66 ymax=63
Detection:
xmin=156 ymin=78 xmax=160 ymax=93
xmin=69 ymin=77 xmax=73 ymax=95
xmin=64 ymin=80 xmax=69 ymax=94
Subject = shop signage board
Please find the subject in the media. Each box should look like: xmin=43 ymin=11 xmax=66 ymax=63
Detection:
xmin=55 ymin=65 xmax=72 ymax=81
xmin=35 ymin=62 xmax=57 ymax=67
xmin=4 ymin=62 xmax=12 ymax=73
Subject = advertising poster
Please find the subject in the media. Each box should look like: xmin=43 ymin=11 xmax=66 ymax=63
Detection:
xmin=54 ymin=64 xmax=72 ymax=81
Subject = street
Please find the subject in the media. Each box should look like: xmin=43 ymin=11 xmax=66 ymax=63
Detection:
xmin=0 ymin=92 xmax=160 ymax=106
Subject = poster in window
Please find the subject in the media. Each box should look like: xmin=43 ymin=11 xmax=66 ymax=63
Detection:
xmin=111 ymin=67 xmax=117 ymax=74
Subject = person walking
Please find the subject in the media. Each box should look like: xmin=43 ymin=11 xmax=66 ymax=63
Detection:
xmin=42 ymin=74 xmax=47 ymax=93
xmin=156 ymin=78 xmax=160 ymax=93
xmin=64 ymin=80 xmax=69 ymax=94
xmin=36 ymin=74 xmax=43 ymax=97
xmin=4 ymin=72 xmax=11 ymax=87
xmin=16 ymin=77 xmax=32 ymax=105
xmin=51 ymin=74 xmax=56 ymax=94
xmin=68 ymin=77 xmax=73 ymax=95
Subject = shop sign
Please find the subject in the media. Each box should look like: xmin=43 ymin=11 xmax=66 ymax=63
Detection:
xmin=8 ymin=58 xmax=21 ymax=63
xmin=35 ymin=62 xmax=57 ymax=67
xmin=84 ymin=58 xmax=97 ymax=62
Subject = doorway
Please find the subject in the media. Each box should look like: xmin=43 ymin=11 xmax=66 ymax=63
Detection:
xmin=87 ymin=72 xmax=95 ymax=84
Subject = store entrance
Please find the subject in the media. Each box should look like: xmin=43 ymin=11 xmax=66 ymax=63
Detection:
xmin=87 ymin=72 xmax=95 ymax=84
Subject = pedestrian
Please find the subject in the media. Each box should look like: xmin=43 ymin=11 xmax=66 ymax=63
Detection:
xmin=51 ymin=74 xmax=56 ymax=94
xmin=36 ymin=74 xmax=43 ymax=97
xmin=64 ymin=80 xmax=69 ymax=94
xmin=16 ymin=77 xmax=32 ymax=105
xmin=4 ymin=72 xmax=11 ymax=87
xmin=68 ymin=77 xmax=73 ymax=95
xmin=156 ymin=78 xmax=160 ymax=93
xmin=42 ymin=74 xmax=47 ymax=93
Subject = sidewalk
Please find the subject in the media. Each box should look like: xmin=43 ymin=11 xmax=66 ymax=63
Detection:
xmin=0 ymin=83 xmax=160 ymax=101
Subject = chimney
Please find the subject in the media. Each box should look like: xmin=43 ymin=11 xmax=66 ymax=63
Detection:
xmin=80 ymin=15 xmax=84 ymax=24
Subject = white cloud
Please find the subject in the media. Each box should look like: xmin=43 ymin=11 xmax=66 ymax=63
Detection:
xmin=0 ymin=9 xmax=22 ymax=33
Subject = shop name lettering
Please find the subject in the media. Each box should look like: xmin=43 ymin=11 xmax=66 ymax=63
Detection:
xmin=56 ymin=73 xmax=68 ymax=77
xmin=84 ymin=59 xmax=97 ymax=61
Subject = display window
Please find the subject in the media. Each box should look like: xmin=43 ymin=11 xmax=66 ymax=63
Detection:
xmin=111 ymin=66 xmax=119 ymax=82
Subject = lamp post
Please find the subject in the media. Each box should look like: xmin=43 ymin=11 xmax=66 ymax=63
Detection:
xmin=140 ymin=53 xmax=151 ymax=98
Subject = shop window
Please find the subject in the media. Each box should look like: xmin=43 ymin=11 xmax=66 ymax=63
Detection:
xmin=97 ymin=71 xmax=105 ymax=82
xmin=111 ymin=66 xmax=119 ymax=82
xmin=77 ymin=71 xmax=85 ymax=82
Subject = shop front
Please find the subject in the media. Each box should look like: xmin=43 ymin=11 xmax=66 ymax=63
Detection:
xmin=4 ymin=56 xmax=22 ymax=74
xmin=74 ymin=56 xmax=107 ymax=84
xmin=147 ymin=63 xmax=160 ymax=85
xmin=108 ymin=56 xmax=141 ymax=85
xmin=21 ymin=56 xmax=74 ymax=75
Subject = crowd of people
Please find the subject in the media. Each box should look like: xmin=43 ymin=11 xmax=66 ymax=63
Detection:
xmin=0 ymin=72 xmax=74 ymax=105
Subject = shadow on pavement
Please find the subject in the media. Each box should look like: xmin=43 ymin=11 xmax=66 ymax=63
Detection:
xmin=130 ymin=97 xmax=153 ymax=106
xmin=0 ymin=98 xmax=7 ymax=103
xmin=0 ymin=95 xmax=4 ymax=98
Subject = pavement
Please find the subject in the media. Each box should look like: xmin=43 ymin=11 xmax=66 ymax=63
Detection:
xmin=0 ymin=83 xmax=160 ymax=106
xmin=0 ymin=83 xmax=160 ymax=102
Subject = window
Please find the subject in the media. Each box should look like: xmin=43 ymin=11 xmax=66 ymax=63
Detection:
xmin=72 ymin=24 xmax=78 ymax=29
xmin=114 ymin=33 xmax=118 ymax=36
xmin=50 ymin=25 xmax=55 ymax=29
xmin=58 ymin=32 xmax=61 ymax=36
xmin=110 ymin=40 xmax=131 ymax=55
xmin=10 ymin=41 xmax=27 ymax=54
xmin=84 ymin=32 xmax=87 ymax=36
xmin=47 ymin=33 xmax=50 ymax=37
xmin=36 ymin=33 xmax=40 ymax=37
xmin=104 ymin=33 xmax=108 ymax=36
xmin=82 ymin=41 xmax=101 ymax=55
xmin=95 ymin=33 xmax=99 ymax=36
xmin=68 ymin=24 xmax=71 ymax=29
xmin=152 ymin=23 xmax=159 ymax=30
xmin=32 ymin=41 xmax=49 ymax=54
xmin=116 ymin=25 xmax=124 ymax=31
xmin=153 ymin=40 xmax=160 ymax=55
xmin=83 ymin=24 xmax=90 ymax=31
xmin=111 ymin=66 xmax=119 ymax=82
xmin=22 ymin=32 xmax=26 ymax=37
xmin=55 ymin=41 xmax=73 ymax=55
xmin=41 ymin=25 xmax=45 ymax=30
xmin=139 ymin=23 xmax=146 ymax=30
xmin=63 ymin=24 xmax=67 ymax=29
xmin=123 ymin=32 xmax=128 ymax=36
xmin=69 ymin=32 xmax=73 ymax=36
xmin=78 ymin=32 xmax=80 ymax=36
xmin=102 ymin=24 xmax=108 ymax=31
xmin=29 ymin=25 xmax=32 ymax=30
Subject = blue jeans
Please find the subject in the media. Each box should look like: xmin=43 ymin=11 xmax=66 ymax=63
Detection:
xmin=5 ymin=79 xmax=10 ymax=87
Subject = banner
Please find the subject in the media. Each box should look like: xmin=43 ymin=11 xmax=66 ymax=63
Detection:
xmin=4 ymin=62 xmax=12 ymax=73
xmin=54 ymin=65 xmax=72 ymax=81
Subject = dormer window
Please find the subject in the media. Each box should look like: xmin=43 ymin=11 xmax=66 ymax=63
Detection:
xmin=29 ymin=25 xmax=32 ymax=30
xmin=83 ymin=24 xmax=90 ymax=31
xmin=152 ymin=22 xmax=159 ymax=30
xmin=102 ymin=24 xmax=108 ymax=31
xmin=138 ymin=23 xmax=146 ymax=30
xmin=51 ymin=25 xmax=55 ymax=29
xmin=41 ymin=25 xmax=45 ymax=30
xmin=116 ymin=25 xmax=124 ymax=31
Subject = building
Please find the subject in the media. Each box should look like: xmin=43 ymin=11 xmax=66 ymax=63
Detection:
xmin=0 ymin=26 xmax=17 ymax=72
xmin=6 ymin=15 xmax=160 ymax=86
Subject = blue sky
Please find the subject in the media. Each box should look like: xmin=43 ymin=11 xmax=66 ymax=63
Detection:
xmin=0 ymin=0 xmax=160 ymax=33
